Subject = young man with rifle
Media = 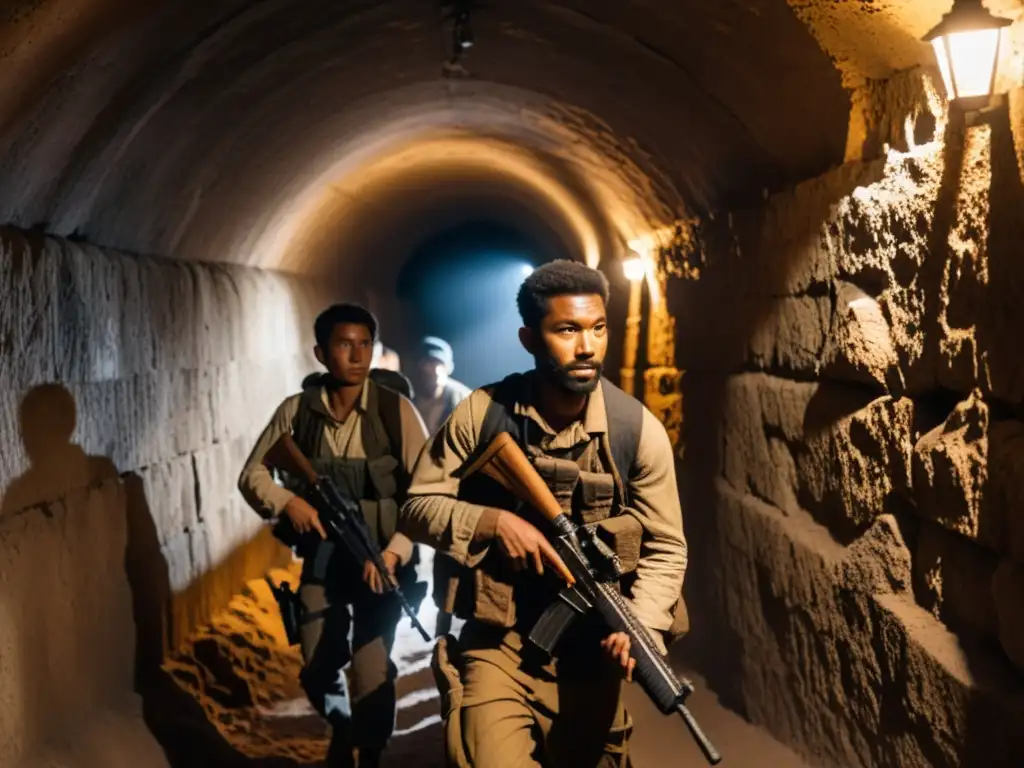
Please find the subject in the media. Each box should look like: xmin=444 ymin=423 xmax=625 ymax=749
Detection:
xmin=238 ymin=303 xmax=430 ymax=768
xmin=400 ymin=260 xmax=719 ymax=767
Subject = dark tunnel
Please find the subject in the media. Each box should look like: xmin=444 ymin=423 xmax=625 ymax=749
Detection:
xmin=2 ymin=1 xmax=1024 ymax=767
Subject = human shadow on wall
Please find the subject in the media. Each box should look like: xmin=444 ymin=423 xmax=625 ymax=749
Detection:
xmin=0 ymin=383 xmax=121 ymax=763
xmin=0 ymin=383 xmax=119 ymax=518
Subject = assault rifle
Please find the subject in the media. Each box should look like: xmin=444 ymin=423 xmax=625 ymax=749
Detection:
xmin=460 ymin=432 xmax=722 ymax=765
xmin=264 ymin=433 xmax=431 ymax=642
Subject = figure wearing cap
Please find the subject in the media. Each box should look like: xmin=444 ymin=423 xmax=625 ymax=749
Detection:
xmin=412 ymin=336 xmax=472 ymax=435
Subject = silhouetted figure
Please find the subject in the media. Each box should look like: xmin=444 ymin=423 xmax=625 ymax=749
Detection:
xmin=1 ymin=383 xmax=118 ymax=518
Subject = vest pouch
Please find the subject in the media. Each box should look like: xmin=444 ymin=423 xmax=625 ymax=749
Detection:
xmin=531 ymin=456 xmax=581 ymax=513
xmin=577 ymin=470 xmax=616 ymax=525
xmin=366 ymin=454 xmax=400 ymax=501
xmin=473 ymin=560 xmax=516 ymax=628
xmin=590 ymin=512 xmax=643 ymax=574
xmin=368 ymin=496 xmax=400 ymax=547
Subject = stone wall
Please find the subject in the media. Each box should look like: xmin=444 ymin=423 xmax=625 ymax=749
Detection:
xmin=0 ymin=228 xmax=326 ymax=767
xmin=671 ymin=82 xmax=1024 ymax=767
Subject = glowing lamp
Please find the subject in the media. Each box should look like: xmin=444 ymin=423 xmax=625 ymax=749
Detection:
xmin=923 ymin=0 xmax=1012 ymax=103
xmin=622 ymin=255 xmax=646 ymax=283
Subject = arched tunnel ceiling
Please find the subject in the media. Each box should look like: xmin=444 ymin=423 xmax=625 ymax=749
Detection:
xmin=0 ymin=0 xmax=971 ymax=279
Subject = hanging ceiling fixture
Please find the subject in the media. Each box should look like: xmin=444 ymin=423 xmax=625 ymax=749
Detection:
xmin=923 ymin=0 xmax=1013 ymax=106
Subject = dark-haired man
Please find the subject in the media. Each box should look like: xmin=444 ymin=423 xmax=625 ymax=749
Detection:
xmin=400 ymin=260 xmax=689 ymax=767
xmin=238 ymin=302 xmax=429 ymax=768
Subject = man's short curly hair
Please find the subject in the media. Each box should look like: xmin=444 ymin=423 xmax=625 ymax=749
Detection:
xmin=516 ymin=259 xmax=610 ymax=329
xmin=313 ymin=302 xmax=378 ymax=350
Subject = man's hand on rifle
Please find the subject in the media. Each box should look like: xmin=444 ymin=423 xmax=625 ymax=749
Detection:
xmin=493 ymin=510 xmax=574 ymax=584
xmin=601 ymin=632 xmax=637 ymax=683
xmin=284 ymin=497 xmax=327 ymax=539
xmin=363 ymin=551 xmax=400 ymax=594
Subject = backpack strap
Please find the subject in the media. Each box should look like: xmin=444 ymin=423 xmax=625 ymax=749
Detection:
xmin=374 ymin=381 xmax=405 ymax=464
xmin=599 ymin=377 xmax=643 ymax=495
xmin=292 ymin=387 xmax=328 ymax=459
xmin=479 ymin=374 xmax=528 ymax=452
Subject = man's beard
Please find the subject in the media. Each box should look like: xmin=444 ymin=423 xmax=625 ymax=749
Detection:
xmin=536 ymin=355 xmax=603 ymax=394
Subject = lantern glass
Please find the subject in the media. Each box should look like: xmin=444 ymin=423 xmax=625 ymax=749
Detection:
xmin=622 ymin=256 xmax=646 ymax=282
xmin=933 ymin=27 xmax=1002 ymax=99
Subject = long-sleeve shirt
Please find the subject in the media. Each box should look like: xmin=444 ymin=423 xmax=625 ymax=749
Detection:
xmin=238 ymin=380 xmax=429 ymax=565
xmin=400 ymin=377 xmax=687 ymax=639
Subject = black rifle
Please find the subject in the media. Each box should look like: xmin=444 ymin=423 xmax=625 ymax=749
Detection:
xmin=265 ymin=433 xmax=431 ymax=643
xmin=459 ymin=432 xmax=722 ymax=765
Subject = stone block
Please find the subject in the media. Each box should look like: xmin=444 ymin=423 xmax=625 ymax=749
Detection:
xmin=822 ymin=282 xmax=901 ymax=391
xmin=748 ymin=296 xmax=830 ymax=375
xmin=912 ymin=391 xmax=991 ymax=545
xmin=839 ymin=514 xmax=912 ymax=596
xmin=913 ymin=521 xmax=999 ymax=641
xmin=913 ymin=393 xmax=1024 ymax=560
xmin=710 ymin=479 xmax=1024 ymax=768
xmin=721 ymin=374 xmax=816 ymax=512
xmin=993 ymin=559 xmax=1024 ymax=675
xmin=193 ymin=437 xmax=264 ymax=568
xmin=138 ymin=455 xmax=198 ymax=546
xmin=797 ymin=388 xmax=914 ymax=531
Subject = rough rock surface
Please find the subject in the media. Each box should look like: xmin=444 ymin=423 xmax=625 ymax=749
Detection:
xmin=0 ymin=229 xmax=326 ymax=766
xmin=677 ymin=84 xmax=1024 ymax=767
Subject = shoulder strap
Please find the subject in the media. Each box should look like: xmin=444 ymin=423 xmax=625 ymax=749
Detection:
xmin=292 ymin=389 xmax=327 ymax=459
xmin=600 ymin=377 xmax=643 ymax=489
xmin=479 ymin=374 xmax=524 ymax=448
xmin=375 ymin=382 xmax=404 ymax=462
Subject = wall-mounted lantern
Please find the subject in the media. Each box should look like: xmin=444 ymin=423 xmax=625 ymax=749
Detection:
xmin=923 ymin=0 xmax=1013 ymax=106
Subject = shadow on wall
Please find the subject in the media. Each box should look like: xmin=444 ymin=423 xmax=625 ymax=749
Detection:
xmin=0 ymin=383 xmax=297 ymax=767
xmin=0 ymin=383 xmax=165 ymax=766
xmin=671 ymin=88 xmax=1024 ymax=767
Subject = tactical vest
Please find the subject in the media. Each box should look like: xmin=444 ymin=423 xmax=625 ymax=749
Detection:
xmin=274 ymin=379 xmax=408 ymax=571
xmin=432 ymin=374 xmax=648 ymax=637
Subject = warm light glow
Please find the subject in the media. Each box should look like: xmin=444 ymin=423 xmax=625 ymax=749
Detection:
xmin=923 ymin=0 xmax=1012 ymax=103
xmin=625 ymin=236 xmax=663 ymax=305
xmin=258 ymin=133 xmax=603 ymax=273
xmin=622 ymin=255 xmax=646 ymax=282
xmin=932 ymin=28 xmax=1001 ymax=99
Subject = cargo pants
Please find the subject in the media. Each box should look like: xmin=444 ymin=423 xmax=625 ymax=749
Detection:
xmin=434 ymin=623 xmax=633 ymax=768
xmin=298 ymin=542 xmax=404 ymax=767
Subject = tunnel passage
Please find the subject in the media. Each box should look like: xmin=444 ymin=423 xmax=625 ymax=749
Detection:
xmin=3 ymin=1 xmax=1024 ymax=767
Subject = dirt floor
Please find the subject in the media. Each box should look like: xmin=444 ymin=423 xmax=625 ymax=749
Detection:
xmin=153 ymin=550 xmax=811 ymax=767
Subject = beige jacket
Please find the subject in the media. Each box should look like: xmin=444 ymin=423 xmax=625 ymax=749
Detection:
xmin=238 ymin=381 xmax=429 ymax=564
xmin=400 ymin=378 xmax=687 ymax=636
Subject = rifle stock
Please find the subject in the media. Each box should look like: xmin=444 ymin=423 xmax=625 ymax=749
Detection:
xmin=263 ymin=433 xmax=318 ymax=485
xmin=460 ymin=432 xmax=563 ymax=522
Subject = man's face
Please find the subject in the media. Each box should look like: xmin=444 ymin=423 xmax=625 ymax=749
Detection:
xmin=524 ymin=293 xmax=608 ymax=394
xmin=315 ymin=322 xmax=373 ymax=386
xmin=418 ymin=357 xmax=448 ymax=395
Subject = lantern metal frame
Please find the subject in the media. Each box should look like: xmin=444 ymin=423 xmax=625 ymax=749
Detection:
xmin=922 ymin=0 xmax=1013 ymax=106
